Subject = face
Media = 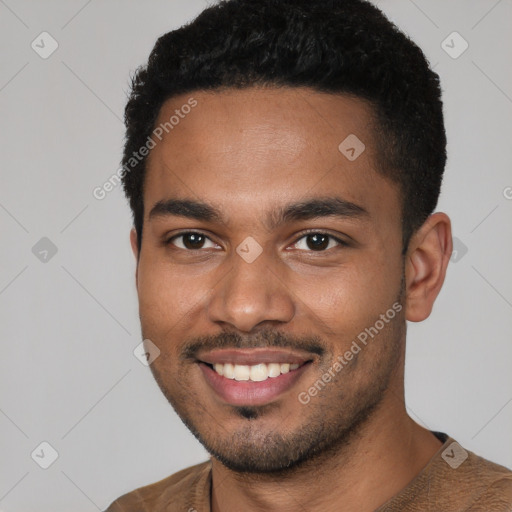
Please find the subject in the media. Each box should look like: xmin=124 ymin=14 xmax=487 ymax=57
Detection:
xmin=133 ymin=87 xmax=407 ymax=474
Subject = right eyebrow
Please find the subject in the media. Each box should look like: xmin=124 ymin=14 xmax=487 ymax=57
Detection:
xmin=148 ymin=198 xmax=226 ymax=225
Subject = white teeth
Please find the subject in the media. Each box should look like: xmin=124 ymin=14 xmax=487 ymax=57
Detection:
xmin=209 ymin=362 xmax=304 ymax=381
xmin=234 ymin=364 xmax=250 ymax=381
xmin=250 ymin=364 xmax=268 ymax=382
xmin=223 ymin=363 xmax=235 ymax=379
xmin=268 ymin=363 xmax=281 ymax=378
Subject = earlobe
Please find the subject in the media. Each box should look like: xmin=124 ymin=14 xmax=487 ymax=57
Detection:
xmin=404 ymin=213 xmax=452 ymax=322
xmin=130 ymin=228 xmax=139 ymax=288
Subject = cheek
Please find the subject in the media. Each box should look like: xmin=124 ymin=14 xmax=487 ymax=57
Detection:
xmin=136 ymin=257 xmax=199 ymax=332
xmin=136 ymin=256 xmax=223 ymax=365
xmin=294 ymin=260 xmax=396 ymax=328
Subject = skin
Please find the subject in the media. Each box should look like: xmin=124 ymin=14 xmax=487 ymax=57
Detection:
xmin=129 ymin=86 xmax=453 ymax=512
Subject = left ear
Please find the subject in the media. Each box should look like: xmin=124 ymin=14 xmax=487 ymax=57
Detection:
xmin=404 ymin=212 xmax=452 ymax=322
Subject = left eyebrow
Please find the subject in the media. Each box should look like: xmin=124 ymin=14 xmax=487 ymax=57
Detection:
xmin=147 ymin=196 xmax=369 ymax=229
xmin=267 ymin=196 xmax=369 ymax=230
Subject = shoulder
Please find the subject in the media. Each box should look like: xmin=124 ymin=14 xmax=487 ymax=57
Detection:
xmin=429 ymin=439 xmax=512 ymax=511
xmin=377 ymin=435 xmax=512 ymax=512
xmin=468 ymin=476 xmax=512 ymax=511
xmin=103 ymin=459 xmax=212 ymax=512
xmin=461 ymin=450 xmax=512 ymax=511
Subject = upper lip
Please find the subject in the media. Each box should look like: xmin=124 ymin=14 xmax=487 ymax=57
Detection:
xmin=197 ymin=348 xmax=315 ymax=366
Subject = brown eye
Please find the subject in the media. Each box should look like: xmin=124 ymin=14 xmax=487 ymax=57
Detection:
xmin=293 ymin=232 xmax=346 ymax=252
xmin=167 ymin=232 xmax=217 ymax=250
xmin=306 ymin=233 xmax=329 ymax=250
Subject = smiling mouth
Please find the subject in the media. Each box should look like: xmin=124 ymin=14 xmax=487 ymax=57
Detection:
xmin=201 ymin=360 xmax=311 ymax=382
xmin=195 ymin=346 xmax=317 ymax=406
xmin=198 ymin=359 xmax=313 ymax=406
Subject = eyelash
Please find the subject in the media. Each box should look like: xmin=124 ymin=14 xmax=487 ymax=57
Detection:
xmin=165 ymin=230 xmax=348 ymax=252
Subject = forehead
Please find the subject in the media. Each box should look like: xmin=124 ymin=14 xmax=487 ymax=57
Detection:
xmin=143 ymin=86 xmax=400 ymax=229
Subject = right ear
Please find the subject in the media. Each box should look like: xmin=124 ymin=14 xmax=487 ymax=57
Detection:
xmin=130 ymin=227 xmax=139 ymax=288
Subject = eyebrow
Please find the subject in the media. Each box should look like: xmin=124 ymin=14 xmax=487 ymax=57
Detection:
xmin=148 ymin=196 xmax=369 ymax=229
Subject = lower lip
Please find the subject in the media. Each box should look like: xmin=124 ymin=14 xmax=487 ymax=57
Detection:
xmin=198 ymin=362 xmax=312 ymax=406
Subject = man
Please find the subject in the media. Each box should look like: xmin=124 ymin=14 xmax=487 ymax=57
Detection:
xmin=104 ymin=0 xmax=512 ymax=510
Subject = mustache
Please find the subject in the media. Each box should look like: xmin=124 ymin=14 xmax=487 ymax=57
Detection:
xmin=180 ymin=329 xmax=326 ymax=361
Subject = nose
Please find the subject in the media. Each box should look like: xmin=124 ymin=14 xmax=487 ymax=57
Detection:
xmin=207 ymin=245 xmax=295 ymax=333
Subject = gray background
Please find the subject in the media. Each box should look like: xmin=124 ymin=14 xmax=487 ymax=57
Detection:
xmin=1 ymin=0 xmax=511 ymax=510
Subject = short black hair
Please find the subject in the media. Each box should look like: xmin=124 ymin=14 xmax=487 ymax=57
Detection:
xmin=121 ymin=0 xmax=446 ymax=254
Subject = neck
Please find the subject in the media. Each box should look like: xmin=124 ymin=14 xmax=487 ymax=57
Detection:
xmin=210 ymin=387 xmax=443 ymax=512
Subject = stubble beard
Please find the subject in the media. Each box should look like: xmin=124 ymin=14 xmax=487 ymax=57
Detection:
xmin=147 ymin=315 xmax=405 ymax=476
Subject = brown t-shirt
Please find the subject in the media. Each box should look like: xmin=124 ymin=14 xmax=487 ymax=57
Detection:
xmin=104 ymin=432 xmax=512 ymax=511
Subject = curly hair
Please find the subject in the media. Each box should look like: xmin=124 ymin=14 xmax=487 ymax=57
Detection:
xmin=121 ymin=0 xmax=446 ymax=254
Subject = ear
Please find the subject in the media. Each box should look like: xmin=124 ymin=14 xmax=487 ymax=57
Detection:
xmin=404 ymin=212 xmax=452 ymax=322
xmin=130 ymin=227 xmax=139 ymax=288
